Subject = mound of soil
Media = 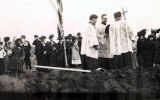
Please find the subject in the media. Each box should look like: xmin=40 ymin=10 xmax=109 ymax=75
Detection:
xmin=24 ymin=66 xmax=160 ymax=96
xmin=0 ymin=75 xmax=26 ymax=92
xmin=0 ymin=66 xmax=160 ymax=99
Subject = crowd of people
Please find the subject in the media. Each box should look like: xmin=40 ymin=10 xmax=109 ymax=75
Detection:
xmin=137 ymin=28 xmax=160 ymax=68
xmin=0 ymin=33 xmax=83 ymax=77
xmin=0 ymin=35 xmax=31 ymax=77
xmin=0 ymin=11 xmax=160 ymax=77
xmin=80 ymin=11 xmax=160 ymax=71
xmin=33 ymin=33 xmax=83 ymax=70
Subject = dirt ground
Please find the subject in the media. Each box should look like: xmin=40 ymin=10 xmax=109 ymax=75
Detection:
xmin=0 ymin=46 xmax=159 ymax=99
xmin=0 ymin=66 xmax=160 ymax=100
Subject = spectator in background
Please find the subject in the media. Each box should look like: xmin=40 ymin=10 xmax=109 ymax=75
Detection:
xmin=76 ymin=32 xmax=82 ymax=54
xmin=32 ymin=35 xmax=40 ymax=62
xmin=20 ymin=35 xmax=32 ymax=71
xmin=13 ymin=37 xmax=18 ymax=42
xmin=36 ymin=36 xmax=47 ymax=66
xmin=46 ymin=34 xmax=57 ymax=67
xmin=0 ymin=42 xmax=6 ymax=75
xmin=144 ymin=33 xmax=156 ymax=68
xmin=136 ymin=30 xmax=147 ymax=68
xmin=150 ymin=29 xmax=157 ymax=39
xmin=56 ymin=37 xmax=65 ymax=67
xmin=71 ymin=36 xmax=81 ymax=68
xmin=3 ymin=37 xmax=11 ymax=73
xmin=32 ymin=35 xmax=40 ymax=47
xmin=154 ymin=33 xmax=160 ymax=67
xmin=8 ymin=39 xmax=24 ymax=77
xmin=65 ymin=35 xmax=72 ymax=67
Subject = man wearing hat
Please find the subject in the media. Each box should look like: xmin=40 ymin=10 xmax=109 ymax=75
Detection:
xmin=109 ymin=11 xmax=136 ymax=69
xmin=32 ymin=35 xmax=40 ymax=46
xmin=56 ymin=37 xmax=65 ymax=67
xmin=76 ymin=32 xmax=82 ymax=54
xmin=46 ymin=34 xmax=57 ymax=67
xmin=32 ymin=35 xmax=41 ymax=65
xmin=36 ymin=36 xmax=47 ymax=68
xmin=136 ymin=30 xmax=147 ymax=67
xmin=65 ymin=35 xmax=72 ymax=67
xmin=143 ymin=31 xmax=157 ymax=68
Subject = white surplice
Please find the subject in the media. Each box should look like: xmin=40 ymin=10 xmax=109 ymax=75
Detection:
xmin=109 ymin=20 xmax=134 ymax=55
xmin=96 ymin=23 xmax=113 ymax=58
xmin=81 ymin=23 xmax=99 ymax=59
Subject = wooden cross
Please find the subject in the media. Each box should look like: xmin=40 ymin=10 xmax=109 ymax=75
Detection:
xmin=122 ymin=7 xmax=128 ymax=20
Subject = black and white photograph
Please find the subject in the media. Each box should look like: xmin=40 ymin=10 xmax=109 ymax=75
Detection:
xmin=0 ymin=0 xmax=160 ymax=100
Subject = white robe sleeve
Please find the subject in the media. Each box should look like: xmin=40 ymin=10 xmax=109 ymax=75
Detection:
xmin=87 ymin=26 xmax=99 ymax=47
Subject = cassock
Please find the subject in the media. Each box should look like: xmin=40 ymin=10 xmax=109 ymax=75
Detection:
xmin=96 ymin=23 xmax=113 ymax=70
xmin=81 ymin=22 xmax=99 ymax=70
xmin=109 ymin=20 xmax=135 ymax=69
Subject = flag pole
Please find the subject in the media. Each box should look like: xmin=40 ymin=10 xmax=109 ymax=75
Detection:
xmin=48 ymin=0 xmax=68 ymax=68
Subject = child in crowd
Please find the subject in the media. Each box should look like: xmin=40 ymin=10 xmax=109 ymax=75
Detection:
xmin=71 ymin=36 xmax=81 ymax=68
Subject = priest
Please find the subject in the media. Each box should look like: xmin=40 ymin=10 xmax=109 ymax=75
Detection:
xmin=109 ymin=11 xmax=135 ymax=69
xmin=81 ymin=14 xmax=99 ymax=70
xmin=96 ymin=14 xmax=113 ymax=70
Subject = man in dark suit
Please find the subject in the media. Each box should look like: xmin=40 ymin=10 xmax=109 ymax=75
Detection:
xmin=36 ymin=36 xmax=47 ymax=66
xmin=46 ymin=34 xmax=57 ymax=67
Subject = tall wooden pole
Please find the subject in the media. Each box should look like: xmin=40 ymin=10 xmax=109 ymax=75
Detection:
xmin=48 ymin=0 xmax=68 ymax=68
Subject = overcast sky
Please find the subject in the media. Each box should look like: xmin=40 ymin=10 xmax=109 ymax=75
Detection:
xmin=0 ymin=0 xmax=159 ymax=42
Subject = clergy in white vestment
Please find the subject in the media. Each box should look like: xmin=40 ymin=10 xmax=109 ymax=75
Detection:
xmin=109 ymin=11 xmax=135 ymax=69
xmin=96 ymin=14 xmax=114 ymax=70
xmin=81 ymin=14 xmax=99 ymax=70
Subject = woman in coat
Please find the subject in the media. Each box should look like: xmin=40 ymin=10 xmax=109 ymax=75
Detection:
xmin=144 ymin=35 xmax=156 ymax=68
xmin=46 ymin=34 xmax=57 ymax=67
xmin=154 ymin=33 xmax=160 ymax=66
xmin=56 ymin=38 xmax=65 ymax=67
xmin=3 ymin=37 xmax=11 ymax=73
xmin=7 ymin=39 xmax=24 ymax=77
xmin=136 ymin=30 xmax=147 ymax=68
